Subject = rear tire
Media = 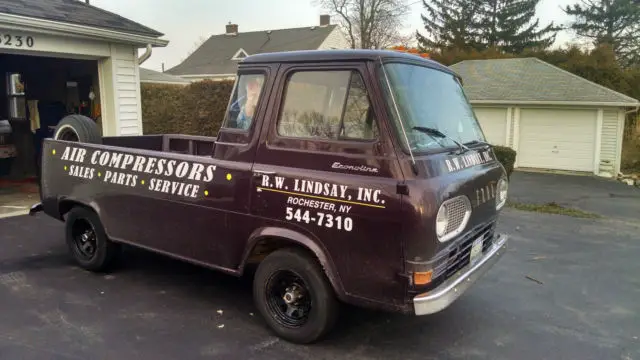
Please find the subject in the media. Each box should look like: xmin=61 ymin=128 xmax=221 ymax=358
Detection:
xmin=65 ymin=206 xmax=120 ymax=272
xmin=253 ymin=248 xmax=339 ymax=344
xmin=53 ymin=114 xmax=102 ymax=144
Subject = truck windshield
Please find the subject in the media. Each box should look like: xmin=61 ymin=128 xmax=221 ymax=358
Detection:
xmin=380 ymin=62 xmax=486 ymax=154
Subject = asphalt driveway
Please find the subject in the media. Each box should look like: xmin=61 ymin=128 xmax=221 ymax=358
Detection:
xmin=1 ymin=207 xmax=639 ymax=359
xmin=508 ymin=171 xmax=640 ymax=223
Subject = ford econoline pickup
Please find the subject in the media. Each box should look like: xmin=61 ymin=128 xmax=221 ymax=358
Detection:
xmin=30 ymin=49 xmax=509 ymax=344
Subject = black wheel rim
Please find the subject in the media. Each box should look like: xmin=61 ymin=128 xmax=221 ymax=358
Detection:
xmin=58 ymin=128 xmax=79 ymax=142
xmin=71 ymin=218 xmax=97 ymax=261
xmin=264 ymin=270 xmax=312 ymax=328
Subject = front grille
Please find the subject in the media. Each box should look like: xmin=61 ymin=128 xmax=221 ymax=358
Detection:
xmin=438 ymin=196 xmax=472 ymax=242
xmin=444 ymin=197 xmax=470 ymax=233
xmin=433 ymin=221 xmax=496 ymax=281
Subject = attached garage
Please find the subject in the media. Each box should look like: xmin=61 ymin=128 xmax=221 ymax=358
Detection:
xmin=0 ymin=0 xmax=167 ymax=216
xmin=451 ymin=58 xmax=640 ymax=178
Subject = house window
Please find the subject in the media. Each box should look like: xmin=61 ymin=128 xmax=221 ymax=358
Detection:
xmin=7 ymin=73 xmax=26 ymax=119
xmin=276 ymin=70 xmax=379 ymax=141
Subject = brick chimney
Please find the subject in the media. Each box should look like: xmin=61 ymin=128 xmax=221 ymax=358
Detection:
xmin=320 ymin=14 xmax=330 ymax=26
xmin=225 ymin=22 xmax=238 ymax=35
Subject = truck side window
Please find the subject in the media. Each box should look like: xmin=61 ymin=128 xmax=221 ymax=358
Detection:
xmin=340 ymin=73 xmax=379 ymax=140
xmin=222 ymin=73 xmax=265 ymax=131
xmin=277 ymin=70 xmax=378 ymax=141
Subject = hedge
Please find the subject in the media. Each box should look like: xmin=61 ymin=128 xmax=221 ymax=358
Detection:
xmin=493 ymin=145 xmax=517 ymax=179
xmin=141 ymin=80 xmax=234 ymax=137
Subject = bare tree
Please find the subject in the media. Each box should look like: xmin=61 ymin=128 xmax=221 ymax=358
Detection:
xmin=316 ymin=0 xmax=412 ymax=49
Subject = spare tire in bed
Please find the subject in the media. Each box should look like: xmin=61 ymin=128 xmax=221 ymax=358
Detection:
xmin=53 ymin=114 xmax=102 ymax=144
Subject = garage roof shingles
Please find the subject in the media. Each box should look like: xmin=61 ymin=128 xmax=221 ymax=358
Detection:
xmin=450 ymin=58 xmax=639 ymax=106
xmin=0 ymin=0 xmax=163 ymax=37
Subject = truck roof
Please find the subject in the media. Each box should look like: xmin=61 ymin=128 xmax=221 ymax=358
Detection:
xmin=241 ymin=49 xmax=457 ymax=77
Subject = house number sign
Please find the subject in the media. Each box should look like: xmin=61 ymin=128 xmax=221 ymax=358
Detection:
xmin=0 ymin=34 xmax=35 ymax=48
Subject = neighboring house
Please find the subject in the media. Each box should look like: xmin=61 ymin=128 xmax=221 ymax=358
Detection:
xmin=0 ymin=0 xmax=166 ymax=180
xmin=165 ymin=15 xmax=350 ymax=81
xmin=140 ymin=68 xmax=191 ymax=86
xmin=450 ymin=58 xmax=640 ymax=178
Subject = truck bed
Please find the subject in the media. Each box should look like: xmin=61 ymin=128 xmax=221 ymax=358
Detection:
xmin=102 ymin=134 xmax=217 ymax=157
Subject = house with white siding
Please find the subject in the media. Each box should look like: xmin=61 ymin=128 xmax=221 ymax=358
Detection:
xmin=0 ymin=0 xmax=166 ymax=183
xmin=165 ymin=15 xmax=350 ymax=81
xmin=450 ymin=58 xmax=640 ymax=178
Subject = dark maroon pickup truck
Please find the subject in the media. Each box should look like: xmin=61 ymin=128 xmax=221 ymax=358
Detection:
xmin=31 ymin=49 xmax=509 ymax=344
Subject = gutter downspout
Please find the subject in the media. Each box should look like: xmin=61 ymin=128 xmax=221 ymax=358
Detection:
xmin=625 ymin=106 xmax=639 ymax=114
xmin=138 ymin=44 xmax=152 ymax=65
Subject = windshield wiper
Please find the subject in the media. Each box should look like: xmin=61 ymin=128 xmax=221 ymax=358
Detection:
xmin=465 ymin=140 xmax=492 ymax=149
xmin=412 ymin=126 xmax=470 ymax=154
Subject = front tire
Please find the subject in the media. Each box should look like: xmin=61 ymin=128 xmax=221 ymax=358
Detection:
xmin=253 ymin=248 xmax=339 ymax=344
xmin=65 ymin=206 xmax=120 ymax=272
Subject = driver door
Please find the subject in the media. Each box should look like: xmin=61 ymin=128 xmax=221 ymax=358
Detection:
xmin=249 ymin=62 xmax=407 ymax=304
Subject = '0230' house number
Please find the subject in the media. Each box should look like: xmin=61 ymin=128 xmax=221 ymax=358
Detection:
xmin=0 ymin=34 xmax=35 ymax=48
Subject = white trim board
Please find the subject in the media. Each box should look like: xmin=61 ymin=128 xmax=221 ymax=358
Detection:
xmin=0 ymin=13 xmax=168 ymax=47
xmin=470 ymin=100 xmax=640 ymax=107
xmin=505 ymin=107 xmax=513 ymax=146
xmin=615 ymin=110 xmax=625 ymax=175
xmin=231 ymin=48 xmax=249 ymax=60
xmin=513 ymin=107 xmax=521 ymax=167
xmin=594 ymin=109 xmax=603 ymax=174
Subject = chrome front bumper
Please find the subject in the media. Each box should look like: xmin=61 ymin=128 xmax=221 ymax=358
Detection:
xmin=413 ymin=233 xmax=508 ymax=316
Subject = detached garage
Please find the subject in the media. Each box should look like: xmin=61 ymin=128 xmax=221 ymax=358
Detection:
xmin=0 ymin=0 xmax=167 ymax=185
xmin=450 ymin=58 xmax=640 ymax=178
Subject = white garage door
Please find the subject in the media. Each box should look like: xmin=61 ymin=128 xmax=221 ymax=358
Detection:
xmin=518 ymin=109 xmax=597 ymax=172
xmin=473 ymin=108 xmax=507 ymax=146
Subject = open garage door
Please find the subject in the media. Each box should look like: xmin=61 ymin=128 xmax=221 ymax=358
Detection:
xmin=473 ymin=107 xmax=508 ymax=146
xmin=0 ymin=52 xmax=100 ymax=216
xmin=518 ymin=108 xmax=597 ymax=172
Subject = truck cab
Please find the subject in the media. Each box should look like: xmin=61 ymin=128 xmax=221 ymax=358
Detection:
xmin=33 ymin=49 xmax=509 ymax=344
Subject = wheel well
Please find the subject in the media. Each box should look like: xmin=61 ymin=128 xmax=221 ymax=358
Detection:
xmin=244 ymin=236 xmax=344 ymax=300
xmin=245 ymin=237 xmax=318 ymax=266
xmin=58 ymin=200 xmax=94 ymax=220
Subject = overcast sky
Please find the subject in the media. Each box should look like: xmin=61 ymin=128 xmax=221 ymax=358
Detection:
xmin=90 ymin=0 xmax=578 ymax=72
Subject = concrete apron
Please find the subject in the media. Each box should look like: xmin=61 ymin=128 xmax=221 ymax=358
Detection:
xmin=0 ymin=189 xmax=38 ymax=219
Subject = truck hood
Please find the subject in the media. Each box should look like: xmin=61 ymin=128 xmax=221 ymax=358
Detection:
xmin=400 ymin=146 xmax=507 ymax=264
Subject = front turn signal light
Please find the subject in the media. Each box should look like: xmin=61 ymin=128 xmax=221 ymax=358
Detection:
xmin=414 ymin=270 xmax=433 ymax=285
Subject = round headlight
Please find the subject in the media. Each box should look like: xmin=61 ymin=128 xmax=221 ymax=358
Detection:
xmin=496 ymin=177 xmax=508 ymax=210
xmin=435 ymin=204 xmax=448 ymax=237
